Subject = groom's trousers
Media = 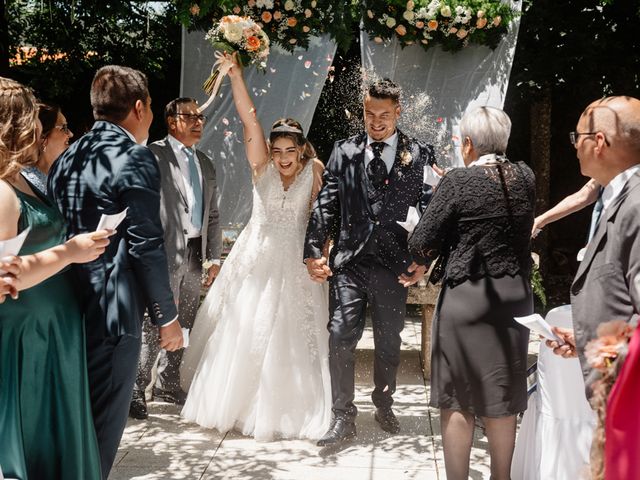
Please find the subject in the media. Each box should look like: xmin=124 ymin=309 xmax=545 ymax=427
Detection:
xmin=327 ymin=255 xmax=408 ymax=419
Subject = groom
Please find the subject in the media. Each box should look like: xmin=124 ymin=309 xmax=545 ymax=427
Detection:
xmin=49 ymin=65 xmax=183 ymax=478
xmin=304 ymin=79 xmax=435 ymax=446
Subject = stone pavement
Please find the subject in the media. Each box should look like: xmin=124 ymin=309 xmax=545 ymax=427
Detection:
xmin=109 ymin=314 xmax=510 ymax=480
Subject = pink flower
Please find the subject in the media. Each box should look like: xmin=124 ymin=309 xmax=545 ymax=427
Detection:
xmin=395 ymin=25 xmax=407 ymax=36
xmin=189 ymin=4 xmax=200 ymax=16
xmin=232 ymin=5 xmax=241 ymax=14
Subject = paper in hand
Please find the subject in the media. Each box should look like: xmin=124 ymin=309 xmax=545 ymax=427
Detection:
xmin=0 ymin=227 xmax=31 ymax=274
xmin=397 ymin=206 xmax=421 ymax=234
xmin=423 ymin=165 xmax=442 ymax=187
xmin=514 ymin=314 xmax=564 ymax=344
xmin=182 ymin=327 xmax=190 ymax=349
xmin=97 ymin=208 xmax=128 ymax=231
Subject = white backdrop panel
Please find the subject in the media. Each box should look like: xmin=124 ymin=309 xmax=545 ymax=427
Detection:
xmin=360 ymin=1 xmax=521 ymax=167
xmin=181 ymin=30 xmax=337 ymax=227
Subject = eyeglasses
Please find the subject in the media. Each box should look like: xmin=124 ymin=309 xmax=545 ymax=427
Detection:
xmin=54 ymin=123 xmax=71 ymax=134
xmin=175 ymin=113 xmax=207 ymax=123
xmin=569 ymin=131 xmax=610 ymax=147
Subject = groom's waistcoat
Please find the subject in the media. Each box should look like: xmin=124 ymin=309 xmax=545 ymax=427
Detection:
xmin=304 ymin=131 xmax=435 ymax=276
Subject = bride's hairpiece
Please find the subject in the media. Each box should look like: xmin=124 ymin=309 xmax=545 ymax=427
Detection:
xmin=271 ymin=125 xmax=303 ymax=135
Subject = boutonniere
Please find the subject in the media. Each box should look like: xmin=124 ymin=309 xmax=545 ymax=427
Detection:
xmin=400 ymin=150 xmax=413 ymax=167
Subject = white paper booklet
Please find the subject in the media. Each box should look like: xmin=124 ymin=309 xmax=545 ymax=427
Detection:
xmin=97 ymin=208 xmax=128 ymax=231
xmin=0 ymin=227 xmax=31 ymax=274
xmin=423 ymin=165 xmax=442 ymax=187
xmin=397 ymin=206 xmax=421 ymax=234
xmin=514 ymin=314 xmax=564 ymax=343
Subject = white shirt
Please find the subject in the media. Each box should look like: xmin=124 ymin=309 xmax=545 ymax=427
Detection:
xmin=366 ymin=132 xmax=398 ymax=174
xmin=601 ymin=164 xmax=640 ymax=212
xmin=167 ymin=135 xmax=204 ymax=239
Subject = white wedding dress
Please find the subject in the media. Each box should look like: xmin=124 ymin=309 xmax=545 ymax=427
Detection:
xmin=180 ymin=160 xmax=332 ymax=441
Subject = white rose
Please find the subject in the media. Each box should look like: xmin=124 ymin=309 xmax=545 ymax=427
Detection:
xmin=284 ymin=0 xmax=295 ymax=11
xmin=440 ymin=5 xmax=452 ymax=17
xmin=386 ymin=17 xmax=396 ymax=28
xmin=311 ymin=0 xmax=317 ymax=6
xmin=406 ymin=0 xmax=415 ymax=10
xmin=403 ymin=10 xmax=415 ymax=21
xmin=477 ymin=10 xmax=485 ymax=18
xmin=224 ymin=23 xmax=244 ymax=43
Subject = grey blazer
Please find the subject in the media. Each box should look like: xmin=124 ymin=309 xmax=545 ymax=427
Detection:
xmin=571 ymin=170 xmax=640 ymax=380
xmin=149 ymin=137 xmax=222 ymax=297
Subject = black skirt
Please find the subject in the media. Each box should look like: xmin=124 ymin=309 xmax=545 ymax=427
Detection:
xmin=429 ymin=273 xmax=532 ymax=417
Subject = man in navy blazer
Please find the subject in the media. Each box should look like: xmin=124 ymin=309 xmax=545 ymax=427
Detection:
xmin=304 ymin=79 xmax=435 ymax=445
xmin=48 ymin=65 xmax=183 ymax=478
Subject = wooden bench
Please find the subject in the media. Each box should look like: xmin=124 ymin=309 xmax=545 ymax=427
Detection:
xmin=407 ymin=280 xmax=441 ymax=380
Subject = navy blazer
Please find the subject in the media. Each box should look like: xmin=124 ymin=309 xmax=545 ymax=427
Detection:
xmin=304 ymin=130 xmax=435 ymax=276
xmin=48 ymin=121 xmax=178 ymax=338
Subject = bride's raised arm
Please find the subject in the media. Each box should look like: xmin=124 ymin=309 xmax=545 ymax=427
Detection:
xmin=227 ymin=55 xmax=269 ymax=177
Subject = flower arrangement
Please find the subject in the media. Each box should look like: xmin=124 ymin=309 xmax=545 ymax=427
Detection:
xmin=361 ymin=0 xmax=518 ymax=53
xmin=202 ymin=15 xmax=270 ymax=96
xmin=175 ymin=1 xmax=354 ymax=53
xmin=584 ymin=319 xmax=635 ymax=480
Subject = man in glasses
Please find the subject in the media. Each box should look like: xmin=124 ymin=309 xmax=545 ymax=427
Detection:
xmin=547 ymin=96 xmax=640 ymax=381
xmin=131 ymin=97 xmax=221 ymax=419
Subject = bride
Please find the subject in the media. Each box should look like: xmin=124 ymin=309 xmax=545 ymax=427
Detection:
xmin=180 ymin=56 xmax=331 ymax=441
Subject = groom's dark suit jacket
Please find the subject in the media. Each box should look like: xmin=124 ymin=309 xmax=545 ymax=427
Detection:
xmin=48 ymin=121 xmax=177 ymax=337
xmin=304 ymin=130 xmax=435 ymax=276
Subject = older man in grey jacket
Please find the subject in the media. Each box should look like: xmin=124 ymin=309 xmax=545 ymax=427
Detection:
xmin=131 ymin=97 xmax=222 ymax=418
xmin=548 ymin=96 xmax=640 ymax=386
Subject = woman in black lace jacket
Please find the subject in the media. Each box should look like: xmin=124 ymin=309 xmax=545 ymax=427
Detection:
xmin=409 ymin=107 xmax=535 ymax=480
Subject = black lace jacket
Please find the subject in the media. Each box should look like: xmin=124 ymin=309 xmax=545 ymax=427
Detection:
xmin=408 ymin=161 xmax=536 ymax=287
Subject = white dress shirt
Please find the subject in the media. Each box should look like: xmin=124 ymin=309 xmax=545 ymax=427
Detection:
xmin=366 ymin=132 xmax=398 ymax=174
xmin=601 ymin=164 xmax=640 ymax=212
xmin=167 ymin=135 xmax=204 ymax=239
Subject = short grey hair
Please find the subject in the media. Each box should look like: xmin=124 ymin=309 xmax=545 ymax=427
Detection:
xmin=459 ymin=106 xmax=512 ymax=155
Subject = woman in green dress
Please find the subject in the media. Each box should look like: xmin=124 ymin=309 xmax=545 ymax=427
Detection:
xmin=0 ymin=77 xmax=111 ymax=479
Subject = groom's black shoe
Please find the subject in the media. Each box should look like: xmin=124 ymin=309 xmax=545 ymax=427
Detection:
xmin=152 ymin=387 xmax=188 ymax=406
xmin=129 ymin=391 xmax=148 ymax=420
xmin=316 ymin=417 xmax=357 ymax=446
xmin=374 ymin=407 xmax=400 ymax=434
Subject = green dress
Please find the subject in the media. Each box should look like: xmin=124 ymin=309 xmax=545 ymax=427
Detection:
xmin=0 ymin=186 xmax=101 ymax=480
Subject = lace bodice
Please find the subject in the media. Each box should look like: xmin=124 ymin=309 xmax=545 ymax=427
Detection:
xmin=250 ymin=160 xmax=314 ymax=241
xmin=409 ymin=161 xmax=535 ymax=287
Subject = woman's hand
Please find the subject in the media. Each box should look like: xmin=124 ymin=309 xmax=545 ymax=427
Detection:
xmin=0 ymin=255 xmax=22 ymax=302
xmin=226 ymin=52 xmax=243 ymax=79
xmin=531 ymin=216 xmax=545 ymax=238
xmin=64 ymin=230 xmax=113 ymax=264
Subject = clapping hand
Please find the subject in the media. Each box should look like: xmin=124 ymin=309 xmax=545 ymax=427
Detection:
xmin=398 ymin=262 xmax=426 ymax=287
xmin=0 ymin=255 xmax=22 ymax=303
xmin=546 ymin=327 xmax=578 ymax=358
xmin=305 ymin=256 xmax=332 ymax=283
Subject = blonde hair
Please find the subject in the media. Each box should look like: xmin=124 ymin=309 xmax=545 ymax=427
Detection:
xmin=0 ymin=77 xmax=39 ymax=179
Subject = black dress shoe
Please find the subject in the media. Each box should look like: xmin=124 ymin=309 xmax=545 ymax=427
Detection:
xmin=316 ymin=417 xmax=357 ymax=446
xmin=374 ymin=407 xmax=400 ymax=434
xmin=129 ymin=392 xmax=148 ymax=420
xmin=152 ymin=387 xmax=188 ymax=405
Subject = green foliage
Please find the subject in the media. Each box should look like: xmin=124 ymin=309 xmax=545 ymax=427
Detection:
xmin=7 ymin=1 xmax=181 ymax=139
xmin=531 ymin=261 xmax=547 ymax=310
xmin=171 ymin=0 xmax=357 ymax=52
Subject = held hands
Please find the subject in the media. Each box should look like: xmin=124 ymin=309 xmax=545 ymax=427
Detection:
xmin=159 ymin=320 xmax=184 ymax=351
xmin=546 ymin=327 xmax=578 ymax=358
xmin=0 ymin=255 xmax=22 ymax=303
xmin=305 ymin=256 xmax=332 ymax=283
xmin=398 ymin=262 xmax=427 ymax=287
xmin=65 ymin=230 xmax=113 ymax=264
xmin=203 ymin=264 xmax=221 ymax=287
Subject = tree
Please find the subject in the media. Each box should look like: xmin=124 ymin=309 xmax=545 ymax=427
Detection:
xmin=6 ymin=1 xmax=181 ymax=139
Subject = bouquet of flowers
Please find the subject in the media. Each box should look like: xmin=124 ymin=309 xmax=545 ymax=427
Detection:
xmin=200 ymin=15 xmax=270 ymax=108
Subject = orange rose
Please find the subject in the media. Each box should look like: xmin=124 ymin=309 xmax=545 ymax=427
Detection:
xmin=395 ymin=25 xmax=407 ymax=36
xmin=415 ymin=21 xmax=424 ymax=29
xmin=246 ymin=36 xmax=261 ymax=51
xmin=261 ymin=11 xmax=272 ymax=23
xmin=287 ymin=17 xmax=297 ymax=27
xmin=273 ymin=10 xmax=282 ymax=21
xmin=427 ymin=19 xmax=438 ymax=31
xmin=476 ymin=17 xmax=487 ymax=29
xmin=189 ymin=4 xmax=200 ymax=16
